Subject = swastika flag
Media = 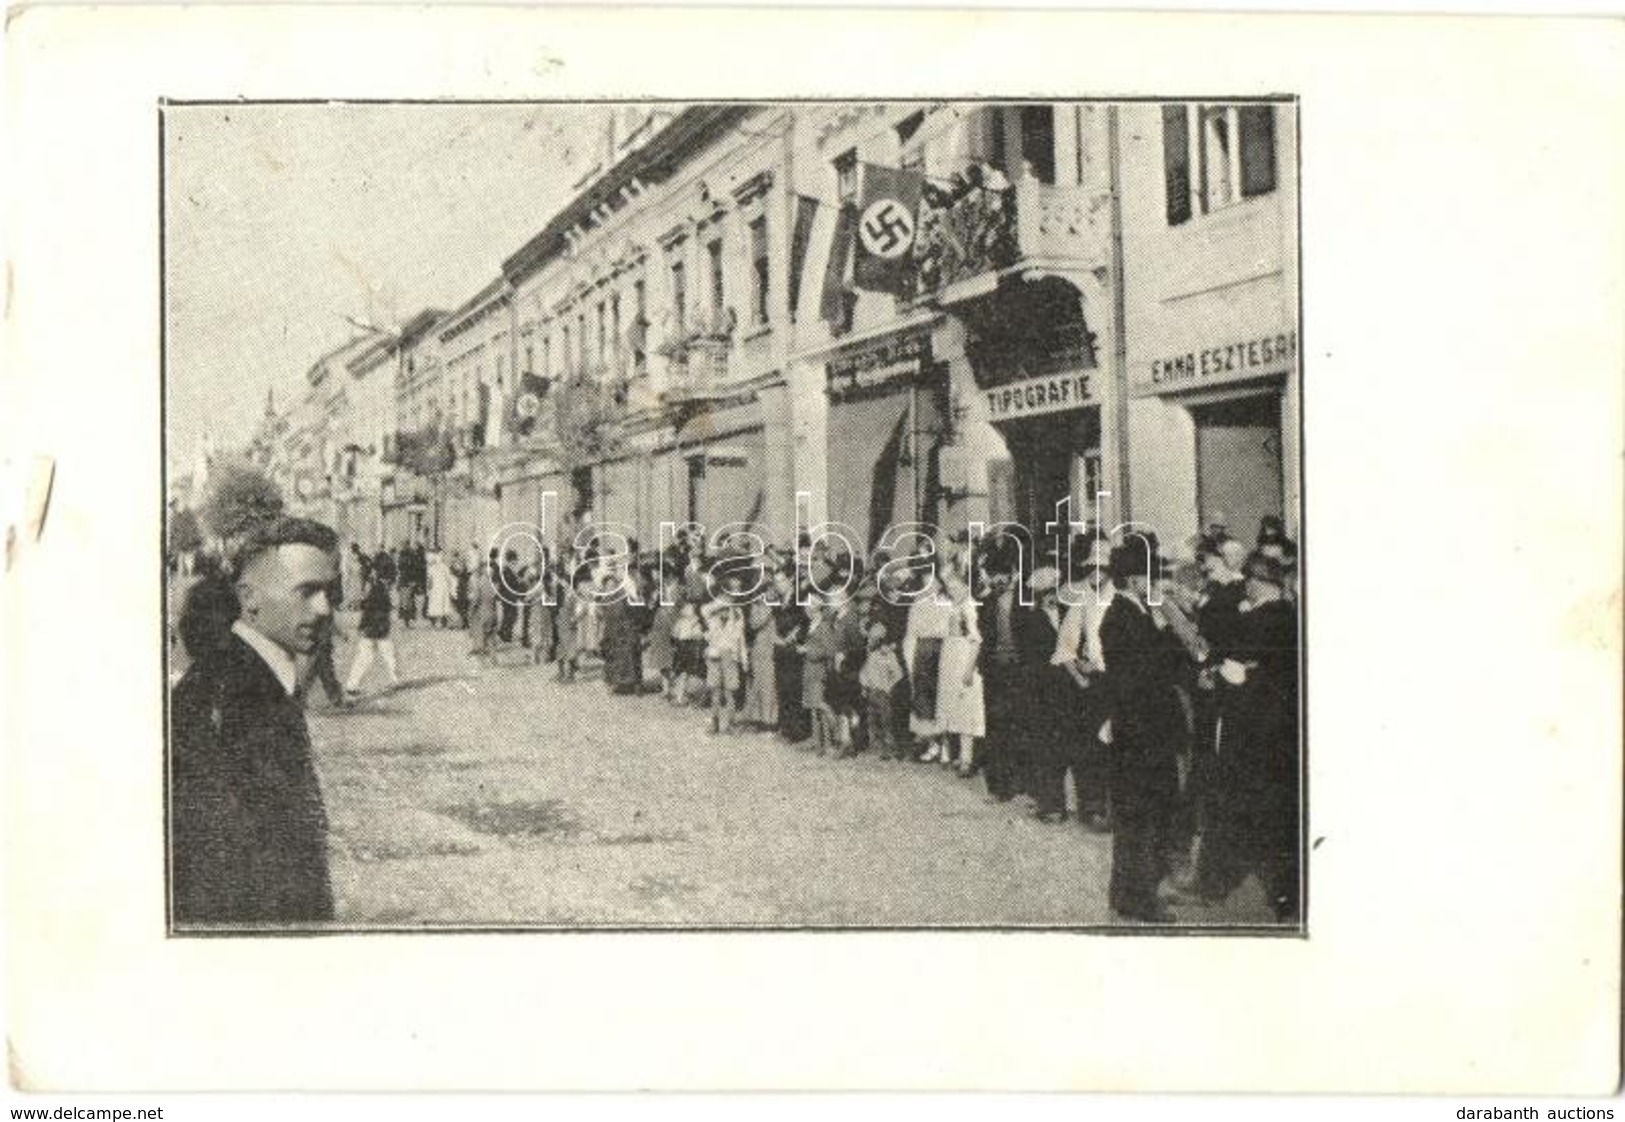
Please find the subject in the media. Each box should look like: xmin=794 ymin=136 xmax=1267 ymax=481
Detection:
xmin=854 ymin=163 xmax=924 ymax=297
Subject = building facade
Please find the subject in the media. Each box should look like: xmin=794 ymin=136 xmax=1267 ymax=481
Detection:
xmin=496 ymin=104 xmax=795 ymax=555
xmin=250 ymin=102 xmax=1300 ymax=570
xmin=784 ymin=102 xmax=1120 ymax=561
xmin=1118 ymin=100 xmax=1299 ymax=549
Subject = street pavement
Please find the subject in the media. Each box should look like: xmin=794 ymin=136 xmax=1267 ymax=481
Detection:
xmin=304 ymin=619 xmax=1276 ymax=929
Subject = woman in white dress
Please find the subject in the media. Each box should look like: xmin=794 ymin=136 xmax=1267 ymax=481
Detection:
xmin=902 ymin=571 xmax=954 ymax=762
xmin=425 ymin=549 xmax=454 ymax=627
xmin=935 ymin=565 xmax=985 ymax=776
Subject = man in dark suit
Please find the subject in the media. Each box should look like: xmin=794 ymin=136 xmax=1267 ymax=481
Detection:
xmin=977 ymin=545 xmax=1027 ymax=801
xmin=1099 ymin=537 xmax=1190 ymax=923
xmin=170 ymin=516 xmax=341 ymax=926
xmin=497 ymin=549 xmax=522 ymax=643
xmin=1015 ymin=566 xmax=1074 ymax=822
xmin=1187 ymin=552 xmax=1302 ymax=922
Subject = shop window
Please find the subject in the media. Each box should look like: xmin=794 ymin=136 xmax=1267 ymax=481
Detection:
xmin=1017 ymin=105 xmax=1055 ymax=184
xmin=1165 ymin=102 xmax=1277 ymax=225
xmin=749 ymin=216 xmax=770 ymax=326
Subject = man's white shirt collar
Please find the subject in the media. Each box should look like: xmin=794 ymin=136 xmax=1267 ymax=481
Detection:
xmin=232 ymin=620 xmax=300 ymax=697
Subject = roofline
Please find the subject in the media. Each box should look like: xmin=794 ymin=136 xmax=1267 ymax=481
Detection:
xmin=499 ymin=104 xmax=757 ymax=289
xmin=436 ymin=278 xmax=512 ymax=343
xmin=307 ymin=329 xmax=385 ymax=383
xmin=399 ymin=307 xmax=449 ymax=349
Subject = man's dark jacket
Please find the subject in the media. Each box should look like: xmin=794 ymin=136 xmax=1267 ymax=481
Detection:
xmin=170 ymin=633 xmax=334 ymax=926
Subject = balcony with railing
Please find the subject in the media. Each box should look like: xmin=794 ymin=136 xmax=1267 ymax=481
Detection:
xmin=914 ymin=168 xmax=1110 ymax=303
xmin=656 ymin=307 xmax=735 ymax=403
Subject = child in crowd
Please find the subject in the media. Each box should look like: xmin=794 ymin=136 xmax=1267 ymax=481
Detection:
xmin=858 ymin=618 xmax=906 ymax=761
xmin=701 ymin=579 xmax=749 ymax=735
xmin=801 ymin=596 xmax=839 ymax=755
xmin=671 ymin=594 xmax=706 ymax=706
xmin=645 ymin=569 xmax=680 ymax=701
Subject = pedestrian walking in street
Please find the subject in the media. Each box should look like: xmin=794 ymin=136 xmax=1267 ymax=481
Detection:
xmin=170 ymin=516 xmax=340 ymax=925
xmin=304 ymin=566 xmax=349 ymax=709
xmin=344 ymin=567 xmax=401 ymax=698
xmin=349 ymin=543 xmax=373 ymax=589
xmin=372 ymin=545 xmax=397 ymax=587
xmin=396 ymin=543 xmax=419 ymax=628
xmin=425 ymin=547 xmax=453 ymax=628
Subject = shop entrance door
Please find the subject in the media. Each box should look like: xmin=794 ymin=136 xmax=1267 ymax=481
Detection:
xmin=1193 ymin=391 xmax=1284 ymax=544
xmin=1000 ymin=409 xmax=1099 ymax=540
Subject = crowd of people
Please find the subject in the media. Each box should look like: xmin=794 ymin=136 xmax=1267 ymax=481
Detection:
xmin=171 ymin=491 xmax=1301 ymax=926
xmin=334 ymin=513 xmax=1303 ymax=926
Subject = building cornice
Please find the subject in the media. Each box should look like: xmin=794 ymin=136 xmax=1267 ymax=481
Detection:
xmin=501 ymin=105 xmax=755 ymax=288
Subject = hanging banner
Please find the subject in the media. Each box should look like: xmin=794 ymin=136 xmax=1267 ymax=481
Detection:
xmin=819 ymin=202 xmax=857 ymax=326
xmin=854 ymin=163 xmax=924 ymax=296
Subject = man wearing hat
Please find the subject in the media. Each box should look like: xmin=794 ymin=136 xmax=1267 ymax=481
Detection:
xmin=1013 ymin=562 xmax=1072 ymax=819
xmin=1098 ymin=535 xmax=1192 ymax=923
xmin=1050 ymin=537 xmax=1115 ymax=831
xmin=1185 ymin=551 xmax=1301 ymax=923
xmin=976 ymin=537 xmax=1032 ymax=800
xmin=1165 ymin=537 xmax=1250 ymax=876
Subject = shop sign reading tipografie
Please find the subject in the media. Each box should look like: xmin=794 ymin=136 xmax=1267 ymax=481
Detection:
xmin=984 ymin=370 xmax=1097 ymax=422
xmin=1140 ymin=329 xmax=1298 ymax=394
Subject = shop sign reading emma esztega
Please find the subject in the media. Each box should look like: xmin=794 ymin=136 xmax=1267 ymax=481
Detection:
xmin=1147 ymin=329 xmax=1298 ymax=391
xmin=984 ymin=370 xmax=1097 ymax=422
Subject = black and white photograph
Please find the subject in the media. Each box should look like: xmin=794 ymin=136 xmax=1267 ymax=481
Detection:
xmin=164 ymin=99 xmax=1304 ymax=932
xmin=7 ymin=4 xmax=1623 ymax=1101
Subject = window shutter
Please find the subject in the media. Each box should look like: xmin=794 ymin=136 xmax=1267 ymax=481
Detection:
xmin=1163 ymin=104 xmax=1192 ymax=225
xmin=1240 ymin=105 xmax=1277 ymax=198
